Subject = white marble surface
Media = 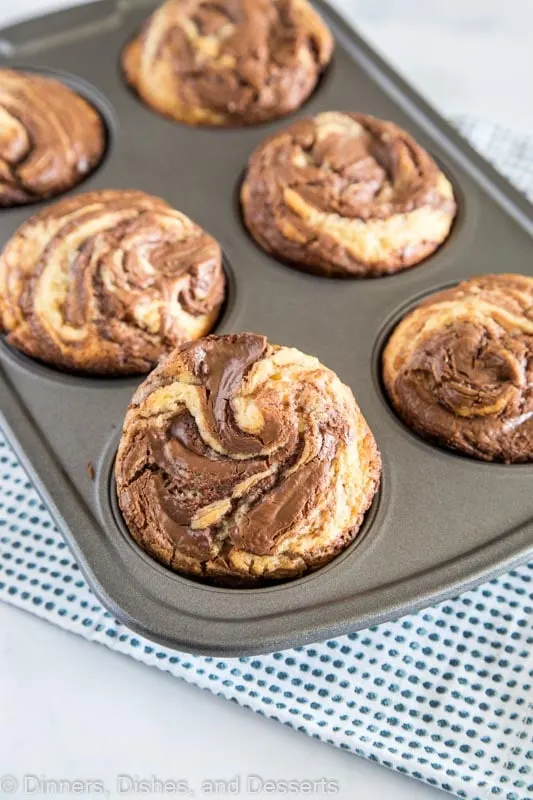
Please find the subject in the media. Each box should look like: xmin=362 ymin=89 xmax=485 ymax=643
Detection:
xmin=331 ymin=0 xmax=533 ymax=133
xmin=1 ymin=3 xmax=532 ymax=800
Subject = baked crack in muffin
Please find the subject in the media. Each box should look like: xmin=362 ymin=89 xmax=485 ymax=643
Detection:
xmin=241 ymin=112 xmax=456 ymax=277
xmin=383 ymin=274 xmax=533 ymax=462
xmin=0 ymin=69 xmax=105 ymax=207
xmin=116 ymin=333 xmax=381 ymax=583
xmin=0 ymin=190 xmax=225 ymax=374
xmin=122 ymin=0 xmax=333 ymax=127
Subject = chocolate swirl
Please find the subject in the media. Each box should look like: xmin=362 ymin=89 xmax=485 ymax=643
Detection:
xmin=241 ymin=112 xmax=457 ymax=277
xmin=116 ymin=333 xmax=381 ymax=583
xmin=0 ymin=69 xmax=105 ymax=207
xmin=383 ymin=274 xmax=533 ymax=462
xmin=122 ymin=0 xmax=333 ymax=127
xmin=0 ymin=190 xmax=225 ymax=375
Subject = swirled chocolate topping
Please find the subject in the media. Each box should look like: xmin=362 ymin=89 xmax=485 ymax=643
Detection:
xmin=0 ymin=69 xmax=105 ymax=207
xmin=383 ymin=274 xmax=533 ymax=462
xmin=241 ymin=112 xmax=456 ymax=277
xmin=116 ymin=333 xmax=381 ymax=583
xmin=122 ymin=0 xmax=333 ymax=126
xmin=0 ymin=190 xmax=225 ymax=374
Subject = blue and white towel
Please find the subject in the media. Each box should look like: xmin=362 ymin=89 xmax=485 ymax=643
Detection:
xmin=0 ymin=117 xmax=531 ymax=800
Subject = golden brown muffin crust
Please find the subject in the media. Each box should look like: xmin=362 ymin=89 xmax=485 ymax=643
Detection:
xmin=0 ymin=190 xmax=225 ymax=375
xmin=383 ymin=274 xmax=533 ymax=462
xmin=115 ymin=332 xmax=381 ymax=583
xmin=122 ymin=0 xmax=333 ymax=127
xmin=0 ymin=69 xmax=105 ymax=207
xmin=241 ymin=112 xmax=456 ymax=277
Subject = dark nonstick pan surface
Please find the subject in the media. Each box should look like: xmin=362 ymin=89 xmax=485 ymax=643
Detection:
xmin=1 ymin=0 xmax=532 ymax=655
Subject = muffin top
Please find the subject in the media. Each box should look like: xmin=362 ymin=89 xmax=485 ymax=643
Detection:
xmin=241 ymin=112 xmax=456 ymax=277
xmin=0 ymin=190 xmax=225 ymax=375
xmin=383 ymin=274 xmax=533 ymax=462
xmin=122 ymin=0 xmax=333 ymax=126
xmin=0 ymin=69 xmax=105 ymax=207
xmin=116 ymin=332 xmax=381 ymax=583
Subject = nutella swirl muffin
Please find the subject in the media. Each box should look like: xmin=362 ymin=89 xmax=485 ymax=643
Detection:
xmin=241 ymin=112 xmax=456 ymax=277
xmin=122 ymin=0 xmax=333 ymax=127
xmin=383 ymin=274 xmax=533 ymax=463
xmin=116 ymin=333 xmax=381 ymax=583
xmin=0 ymin=190 xmax=225 ymax=375
xmin=0 ymin=69 xmax=105 ymax=207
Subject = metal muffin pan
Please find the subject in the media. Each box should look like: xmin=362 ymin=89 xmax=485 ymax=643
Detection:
xmin=1 ymin=0 xmax=532 ymax=656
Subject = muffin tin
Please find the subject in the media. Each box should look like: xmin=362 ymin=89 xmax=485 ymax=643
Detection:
xmin=1 ymin=0 xmax=532 ymax=656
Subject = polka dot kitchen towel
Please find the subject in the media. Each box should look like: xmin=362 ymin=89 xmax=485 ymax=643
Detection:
xmin=0 ymin=117 xmax=532 ymax=800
